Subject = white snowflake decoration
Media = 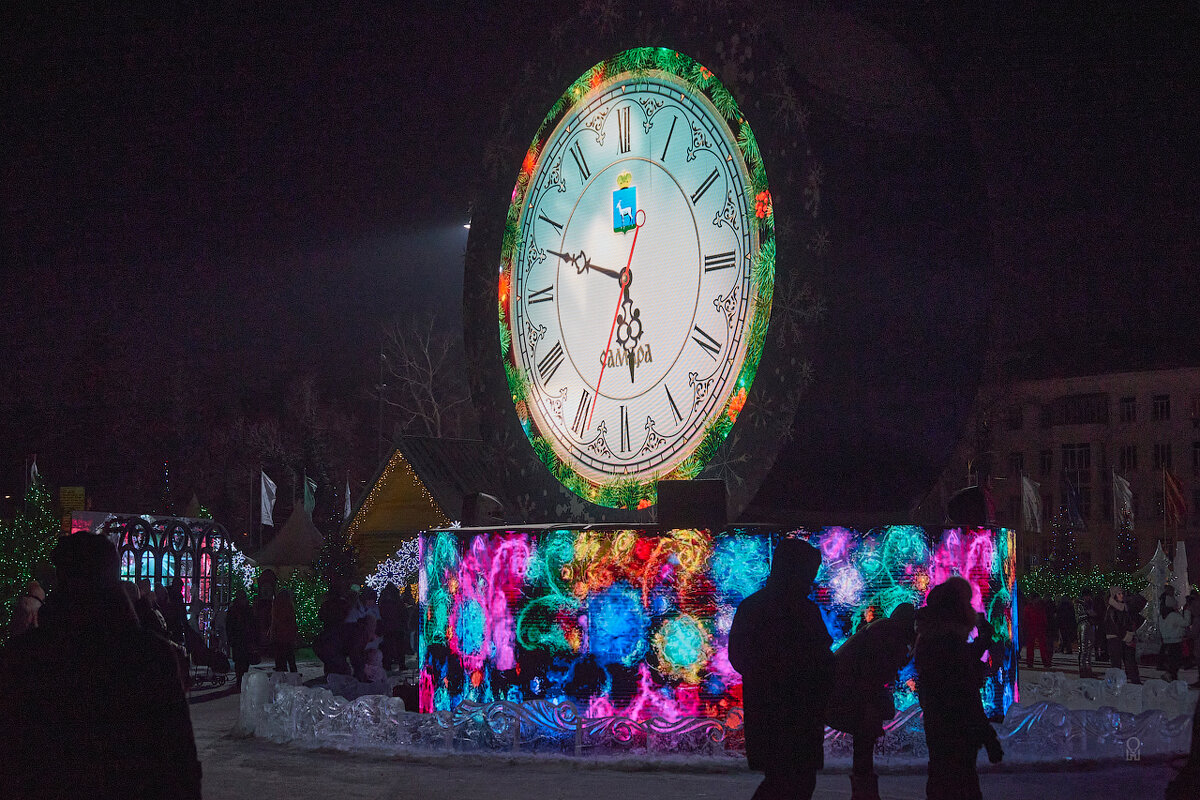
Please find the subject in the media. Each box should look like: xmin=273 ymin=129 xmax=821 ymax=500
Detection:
xmin=231 ymin=550 xmax=259 ymax=589
xmin=365 ymin=537 xmax=420 ymax=592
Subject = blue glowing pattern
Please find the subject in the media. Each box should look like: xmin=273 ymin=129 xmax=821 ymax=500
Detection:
xmin=420 ymin=526 xmax=1017 ymax=725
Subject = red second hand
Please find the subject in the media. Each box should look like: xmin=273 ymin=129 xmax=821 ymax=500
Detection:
xmin=589 ymin=211 xmax=645 ymax=431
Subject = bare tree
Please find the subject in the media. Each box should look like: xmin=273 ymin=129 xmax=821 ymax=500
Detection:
xmin=378 ymin=312 xmax=476 ymax=440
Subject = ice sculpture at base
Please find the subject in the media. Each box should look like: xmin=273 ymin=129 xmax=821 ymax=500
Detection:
xmin=418 ymin=525 xmax=1019 ymax=743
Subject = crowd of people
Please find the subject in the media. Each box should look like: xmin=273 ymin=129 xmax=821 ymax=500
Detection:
xmin=5 ymin=531 xmax=1198 ymax=799
xmin=730 ymin=538 xmax=1004 ymax=800
xmin=1020 ymin=586 xmax=1200 ymax=686
xmin=311 ymin=580 xmax=418 ymax=683
xmin=220 ymin=570 xmax=417 ymax=691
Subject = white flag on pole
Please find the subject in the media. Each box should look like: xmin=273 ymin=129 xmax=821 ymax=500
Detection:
xmin=1113 ymin=469 xmax=1134 ymax=531
xmin=1021 ymin=475 xmax=1042 ymax=533
xmin=344 ymin=475 xmax=352 ymax=520
xmin=261 ymin=471 xmax=277 ymax=527
xmin=303 ymin=475 xmax=317 ymax=514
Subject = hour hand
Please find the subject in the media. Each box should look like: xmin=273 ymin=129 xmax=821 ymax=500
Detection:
xmin=546 ymin=249 xmax=621 ymax=280
xmin=580 ymin=256 xmax=622 ymax=280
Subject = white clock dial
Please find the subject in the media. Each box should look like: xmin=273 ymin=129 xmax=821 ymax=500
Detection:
xmin=502 ymin=55 xmax=771 ymax=503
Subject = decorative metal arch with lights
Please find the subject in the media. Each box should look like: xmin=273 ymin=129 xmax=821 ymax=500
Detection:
xmin=97 ymin=514 xmax=234 ymax=644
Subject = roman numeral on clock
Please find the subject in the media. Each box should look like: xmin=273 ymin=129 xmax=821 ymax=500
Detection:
xmin=704 ymin=251 xmax=736 ymax=272
xmin=538 ymin=213 xmax=564 ymax=235
xmin=537 ymin=341 xmax=564 ymax=383
xmin=664 ymin=385 xmax=683 ymax=423
xmin=661 ymin=116 xmax=678 ymax=161
xmin=619 ymin=405 xmax=630 ymax=452
xmin=617 ymin=107 xmax=631 ymax=154
xmin=569 ymin=142 xmax=590 ymax=182
xmin=691 ymin=325 xmax=722 ymax=360
xmin=528 ymin=284 xmax=554 ymax=304
xmin=572 ymin=390 xmax=593 ymax=436
xmin=691 ymin=168 xmax=719 ymax=205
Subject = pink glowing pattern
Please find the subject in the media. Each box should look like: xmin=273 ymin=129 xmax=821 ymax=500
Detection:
xmin=420 ymin=525 xmax=1016 ymax=724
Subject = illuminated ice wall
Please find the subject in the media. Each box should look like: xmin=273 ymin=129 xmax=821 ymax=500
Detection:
xmin=419 ymin=526 xmax=1017 ymax=724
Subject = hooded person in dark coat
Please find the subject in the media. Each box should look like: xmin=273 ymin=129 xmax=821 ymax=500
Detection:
xmin=826 ymin=602 xmax=917 ymax=800
xmin=728 ymin=537 xmax=834 ymax=800
xmin=914 ymin=576 xmax=1003 ymax=800
xmin=0 ymin=532 xmax=202 ymax=800
xmin=226 ymin=589 xmax=254 ymax=689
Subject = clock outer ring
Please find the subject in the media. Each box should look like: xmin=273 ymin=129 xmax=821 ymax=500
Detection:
xmin=510 ymin=69 xmax=761 ymax=492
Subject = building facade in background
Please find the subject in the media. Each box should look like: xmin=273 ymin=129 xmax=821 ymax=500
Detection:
xmin=937 ymin=366 xmax=1199 ymax=571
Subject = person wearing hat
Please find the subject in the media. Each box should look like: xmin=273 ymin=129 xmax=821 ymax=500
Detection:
xmin=729 ymin=537 xmax=834 ymax=800
xmin=0 ymin=532 xmax=201 ymax=799
xmin=826 ymin=602 xmax=917 ymax=800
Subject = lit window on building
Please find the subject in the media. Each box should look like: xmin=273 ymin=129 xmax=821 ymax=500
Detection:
xmin=1119 ymin=396 xmax=1137 ymax=423
xmin=1153 ymin=394 xmax=1171 ymax=421
xmin=1154 ymin=443 xmax=1173 ymax=470
xmin=1120 ymin=444 xmax=1138 ymax=472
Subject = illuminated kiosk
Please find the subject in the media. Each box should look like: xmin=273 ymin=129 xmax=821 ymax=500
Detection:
xmin=440 ymin=41 xmax=1006 ymax=753
xmin=418 ymin=524 xmax=1017 ymax=752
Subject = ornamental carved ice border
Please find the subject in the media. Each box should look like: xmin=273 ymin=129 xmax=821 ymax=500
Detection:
xmin=434 ymin=699 xmax=743 ymax=755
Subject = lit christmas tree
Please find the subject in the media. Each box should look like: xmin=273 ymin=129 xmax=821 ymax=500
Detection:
xmin=0 ymin=477 xmax=59 ymax=640
xmin=1047 ymin=508 xmax=1079 ymax=573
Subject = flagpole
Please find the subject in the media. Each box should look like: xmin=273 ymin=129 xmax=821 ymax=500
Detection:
xmin=254 ymin=465 xmax=261 ymax=551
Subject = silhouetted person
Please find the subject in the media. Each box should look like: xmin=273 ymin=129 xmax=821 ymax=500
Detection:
xmin=1159 ymin=589 xmax=1189 ymax=682
xmin=345 ymin=586 xmax=380 ymax=681
xmin=133 ymin=578 xmax=169 ymax=637
xmin=269 ymin=587 xmax=299 ymax=672
xmin=315 ymin=582 xmax=353 ymax=676
xmin=0 ymin=532 xmax=201 ymax=799
xmin=1055 ymin=595 xmax=1075 ymax=653
xmin=252 ymin=569 xmax=277 ymax=663
xmin=226 ymin=589 xmax=254 ymax=689
xmin=1074 ymin=589 xmax=1098 ymax=678
xmin=915 ymin=576 xmax=1002 ymax=800
xmin=378 ymin=582 xmax=407 ymax=671
xmin=1103 ymin=585 xmax=1142 ymax=684
xmin=1020 ymin=591 xmax=1051 ymax=669
xmin=161 ymin=578 xmax=188 ymax=646
xmin=827 ymin=603 xmax=917 ymax=800
xmin=729 ymin=538 xmax=833 ymax=800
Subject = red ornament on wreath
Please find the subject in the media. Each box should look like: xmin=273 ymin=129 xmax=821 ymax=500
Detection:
xmin=754 ymin=190 xmax=772 ymax=219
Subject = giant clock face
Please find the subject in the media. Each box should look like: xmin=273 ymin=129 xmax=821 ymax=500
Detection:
xmin=500 ymin=50 xmax=774 ymax=507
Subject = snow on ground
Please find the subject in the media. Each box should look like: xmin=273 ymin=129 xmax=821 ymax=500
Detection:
xmin=188 ymin=659 xmax=1185 ymax=800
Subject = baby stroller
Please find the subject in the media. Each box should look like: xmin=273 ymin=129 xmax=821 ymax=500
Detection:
xmin=185 ymin=624 xmax=231 ymax=689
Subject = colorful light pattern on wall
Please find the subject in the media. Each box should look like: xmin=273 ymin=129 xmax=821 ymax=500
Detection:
xmin=419 ymin=525 xmax=1017 ymax=725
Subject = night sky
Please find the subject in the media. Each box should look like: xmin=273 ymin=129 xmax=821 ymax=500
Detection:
xmin=3 ymin=2 xmax=1198 ymax=512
